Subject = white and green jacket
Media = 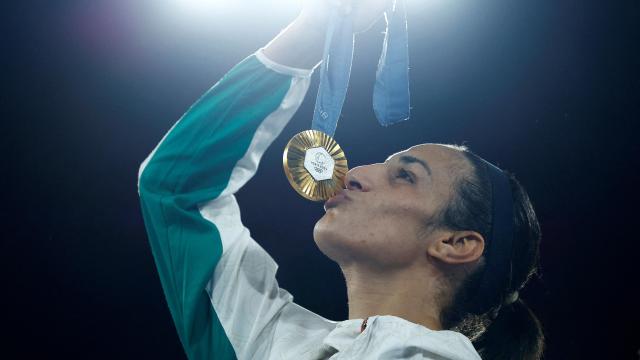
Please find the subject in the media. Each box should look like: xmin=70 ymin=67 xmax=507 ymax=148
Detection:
xmin=138 ymin=50 xmax=482 ymax=360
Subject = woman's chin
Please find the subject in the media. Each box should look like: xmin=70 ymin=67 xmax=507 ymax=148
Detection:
xmin=313 ymin=219 xmax=359 ymax=265
xmin=312 ymin=215 xmax=332 ymax=247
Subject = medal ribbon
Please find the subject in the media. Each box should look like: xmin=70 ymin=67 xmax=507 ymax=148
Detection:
xmin=311 ymin=0 xmax=410 ymax=137
xmin=373 ymin=0 xmax=410 ymax=126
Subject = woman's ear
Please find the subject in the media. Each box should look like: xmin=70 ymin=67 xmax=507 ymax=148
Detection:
xmin=427 ymin=231 xmax=485 ymax=265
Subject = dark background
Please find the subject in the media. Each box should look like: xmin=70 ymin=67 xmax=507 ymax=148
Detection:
xmin=2 ymin=0 xmax=638 ymax=358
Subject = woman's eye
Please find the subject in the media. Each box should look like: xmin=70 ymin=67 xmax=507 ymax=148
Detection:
xmin=396 ymin=169 xmax=414 ymax=183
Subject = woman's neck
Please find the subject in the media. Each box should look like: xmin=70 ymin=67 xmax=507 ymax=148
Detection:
xmin=342 ymin=264 xmax=444 ymax=331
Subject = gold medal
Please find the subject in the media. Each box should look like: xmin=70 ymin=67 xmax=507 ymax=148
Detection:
xmin=282 ymin=130 xmax=348 ymax=201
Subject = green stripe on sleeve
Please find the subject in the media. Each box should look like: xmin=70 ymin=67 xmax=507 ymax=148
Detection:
xmin=139 ymin=55 xmax=294 ymax=360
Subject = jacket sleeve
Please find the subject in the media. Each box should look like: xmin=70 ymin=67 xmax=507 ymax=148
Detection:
xmin=137 ymin=50 xmax=318 ymax=360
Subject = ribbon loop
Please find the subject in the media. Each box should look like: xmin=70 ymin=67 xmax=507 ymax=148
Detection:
xmin=311 ymin=0 xmax=410 ymax=137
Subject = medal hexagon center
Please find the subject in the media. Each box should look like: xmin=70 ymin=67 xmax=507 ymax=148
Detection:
xmin=304 ymin=147 xmax=335 ymax=181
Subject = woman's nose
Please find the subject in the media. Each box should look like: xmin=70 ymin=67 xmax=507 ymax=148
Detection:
xmin=344 ymin=165 xmax=374 ymax=192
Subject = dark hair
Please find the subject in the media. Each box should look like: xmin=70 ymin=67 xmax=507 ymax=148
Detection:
xmin=437 ymin=148 xmax=544 ymax=360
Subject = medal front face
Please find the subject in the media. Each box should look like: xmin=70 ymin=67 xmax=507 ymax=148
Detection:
xmin=283 ymin=130 xmax=348 ymax=201
xmin=304 ymin=147 xmax=335 ymax=181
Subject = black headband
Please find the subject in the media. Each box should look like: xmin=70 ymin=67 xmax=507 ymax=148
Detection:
xmin=469 ymin=158 xmax=515 ymax=313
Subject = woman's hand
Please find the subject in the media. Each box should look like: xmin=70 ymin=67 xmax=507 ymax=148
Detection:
xmin=263 ymin=0 xmax=394 ymax=69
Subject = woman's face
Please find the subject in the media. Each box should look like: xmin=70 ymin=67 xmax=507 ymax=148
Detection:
xmin=313 ymin=144 xmax=470 ymax=270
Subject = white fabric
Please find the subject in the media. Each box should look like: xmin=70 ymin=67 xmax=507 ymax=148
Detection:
xmin=256 ymin=48 xmax=316 ymax=78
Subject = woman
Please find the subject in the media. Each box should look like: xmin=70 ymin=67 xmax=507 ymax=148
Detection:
xmin=138 ymin=1 xmax=544 ymax=359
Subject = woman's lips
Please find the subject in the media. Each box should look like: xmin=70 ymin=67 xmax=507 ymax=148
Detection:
xmin=324 ymin=191 xmax=350 ymax=211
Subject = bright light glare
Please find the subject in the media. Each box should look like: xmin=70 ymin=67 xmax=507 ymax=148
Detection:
xmin=163 ymin=0 xmax=457 ymax=38
xmin=172 ymin=0 xmax=301 ymax=16
xmin=180 ymin=0 xmax=216 ymax=12
xmin=169 ymin=0 xmax=450 ymax=20
xmin=170 ymin=0 xmax=448 ymax=15
xmin=172 ymin=0 xmax=221 ymax=15
xmin=162 ymin=0 xmax=304 ymax=37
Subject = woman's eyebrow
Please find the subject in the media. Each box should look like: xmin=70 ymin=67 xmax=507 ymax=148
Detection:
xmin=397 ymin=155 xmax=432 ymax=176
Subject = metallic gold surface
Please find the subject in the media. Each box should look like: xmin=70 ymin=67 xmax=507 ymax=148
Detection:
xmin=283 ymin=130 xmax=349 ymax=201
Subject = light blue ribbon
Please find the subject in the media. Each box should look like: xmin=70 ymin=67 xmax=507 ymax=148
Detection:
xmin=373 ymin=0 xmax=411 ymax=126
xmin=311 ymin=0 xmax=410 ymax=137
